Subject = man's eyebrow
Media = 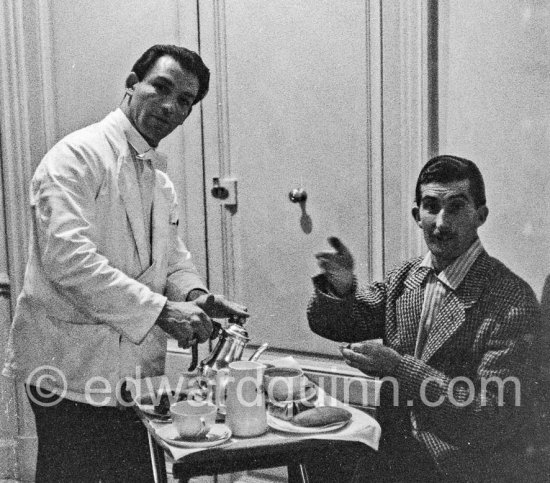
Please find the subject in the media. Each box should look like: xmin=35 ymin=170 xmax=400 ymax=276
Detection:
xmin=153 ymin=76 xmax=196 ymax=98
xmin=153 ymin=75 xmax=173 ymax=84
xmin=421 ymin=193 xmax=469 ymax=200
xmin=445 ymin=193 xmax=469 ymax=201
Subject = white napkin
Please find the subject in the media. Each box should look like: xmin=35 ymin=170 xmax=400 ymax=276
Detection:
xmin=150 ymin=355 xmax=382 ymax=460
xmin=151 ymin=386 xmax=381 ymax=461
xmin=146 ymin=356 xmax=381 ymax=461
xmin=268 ymin=356 xmax=302 ymax=370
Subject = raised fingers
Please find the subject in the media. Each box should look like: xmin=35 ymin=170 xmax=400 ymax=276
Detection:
xmin=327 ymin=237 xmax=354 ymax=269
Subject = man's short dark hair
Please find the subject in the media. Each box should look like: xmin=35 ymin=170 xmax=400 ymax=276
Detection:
xmin=415 ymin=155 xmax=486 ymax=208
xmin=131 ymin=44 xmax=210 ymax=105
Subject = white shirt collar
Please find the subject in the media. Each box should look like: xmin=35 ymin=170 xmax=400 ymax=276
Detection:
xmin=112 ymin=108 xmax=167 ymax=170
xmin=420 ymin=238 xmax=484 ymax=290
xmin=113 ymin=108 xmax=155 ymax=157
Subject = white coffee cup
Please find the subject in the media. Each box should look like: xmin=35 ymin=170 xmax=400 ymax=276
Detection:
xmin=264 ymin=366 xmax=307 ymax=401
xmin=170 ymin=400 xmax=217 ymax=439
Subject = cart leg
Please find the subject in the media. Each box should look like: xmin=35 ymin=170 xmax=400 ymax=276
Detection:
xmin=288 ymin=462 xmax=310 ymax=483
xmin=148 ymin=432 xmax=168 ymax=483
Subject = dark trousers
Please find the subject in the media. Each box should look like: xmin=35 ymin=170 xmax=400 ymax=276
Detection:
xmin=364 ymin=430 xmax=441 ymax=483
xmin=305 ymin=430 xmax=441 ymax=483
xmin=27 ymin=385 xmax=154 ymax=483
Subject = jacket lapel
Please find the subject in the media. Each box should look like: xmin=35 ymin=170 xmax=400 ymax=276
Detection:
xmin=117 ymin=155 xmax=149 ymax=270
xmin=151 ymin=176 xmax=169 ymax=267
xmin=394 ymin=262 xmax=429 ymax=356
xmin=420 ymin=250 xmax=491 ymax=362
xmin=420 ymin=292 xmax=465 ymax=362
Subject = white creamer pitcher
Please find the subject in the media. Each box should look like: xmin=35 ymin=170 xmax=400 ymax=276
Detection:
xmin=224 ymin=361 xmax=267 ymax=437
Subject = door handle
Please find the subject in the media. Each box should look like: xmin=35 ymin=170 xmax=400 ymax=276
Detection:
xmin=0 ymin=272 xmax=10 ymax=297
xmin=211 ymin=177 xmax=238 ymax=206
xmin=288 ymin=188 xmax=307 ymax=203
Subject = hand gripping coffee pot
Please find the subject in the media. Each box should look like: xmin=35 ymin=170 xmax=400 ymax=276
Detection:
xmin=189 ymin=315 xmax=268 ymax=379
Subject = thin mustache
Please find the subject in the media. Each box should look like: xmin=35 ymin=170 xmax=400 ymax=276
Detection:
xmin=432 ymin=231 xmax=455 ymax=239
xmin=153 ymin=115 xmax=171 ymax=123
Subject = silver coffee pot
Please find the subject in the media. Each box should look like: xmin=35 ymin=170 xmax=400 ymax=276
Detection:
xmin=191 ymin=315 xmax=268 ymax=378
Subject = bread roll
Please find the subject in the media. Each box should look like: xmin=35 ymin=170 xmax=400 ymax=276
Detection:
xmin=292 ymin=406 xmax=351 ymax=427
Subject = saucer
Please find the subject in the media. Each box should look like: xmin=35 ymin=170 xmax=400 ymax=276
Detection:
xmin=156 ymin=423 xmax=232 ymax=448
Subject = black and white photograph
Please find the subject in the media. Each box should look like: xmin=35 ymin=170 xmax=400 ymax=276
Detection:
xmin=0 ymin=1 xmax=548 ymax=482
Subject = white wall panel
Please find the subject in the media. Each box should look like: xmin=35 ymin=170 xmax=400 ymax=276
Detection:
xmin=439 ymin=0 xmax=550 ymax=298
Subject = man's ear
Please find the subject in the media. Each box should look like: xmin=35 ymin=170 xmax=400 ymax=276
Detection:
xmin=125 ymin=72 xmax=139 ymax=92
xmin=476 ymin=205 xmax=489 ymax=227
xmin=412 ymin=206 xmax=421 ymax=227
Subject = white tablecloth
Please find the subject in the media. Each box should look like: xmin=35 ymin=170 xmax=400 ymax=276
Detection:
xmin=146 ymin=386 xmax=381 ymax=461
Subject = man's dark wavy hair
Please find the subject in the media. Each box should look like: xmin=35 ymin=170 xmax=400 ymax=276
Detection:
xmin=415 ymin=155 xmax=486 ymax=208
xmin=131 ymin=44 xmax=210 ymax=105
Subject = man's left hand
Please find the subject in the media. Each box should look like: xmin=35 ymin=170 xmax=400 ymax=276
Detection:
xmin=193 ymin=293 xmax=249 ymax=319
xmin=340 ymin=341 xmax=402 ymax=377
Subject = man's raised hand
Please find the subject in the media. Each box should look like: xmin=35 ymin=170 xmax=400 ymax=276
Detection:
xmin=315 ymin=237 xmax=355 ymax=296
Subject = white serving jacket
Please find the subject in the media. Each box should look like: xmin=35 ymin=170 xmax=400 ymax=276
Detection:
xmin=3 ymin=109 xmax=207 ymax=405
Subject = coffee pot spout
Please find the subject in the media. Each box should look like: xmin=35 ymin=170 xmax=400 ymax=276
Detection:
xmin=248 ymin=342 xmax=268 ymax=362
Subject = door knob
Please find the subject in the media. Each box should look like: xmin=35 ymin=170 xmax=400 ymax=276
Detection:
xmin=288 ymin=188 xmax=307 ymax=203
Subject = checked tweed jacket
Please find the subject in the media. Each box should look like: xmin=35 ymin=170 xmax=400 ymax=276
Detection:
xmin=308 ymin=249 xmax=540 ymax=482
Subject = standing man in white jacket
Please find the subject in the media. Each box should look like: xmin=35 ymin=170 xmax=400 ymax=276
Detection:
xmin=3 ymin=44 xmax=247 ymax=482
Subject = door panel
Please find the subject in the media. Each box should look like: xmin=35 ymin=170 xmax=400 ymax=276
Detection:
xmin=200 ymin=1 xmax=382 ymax=354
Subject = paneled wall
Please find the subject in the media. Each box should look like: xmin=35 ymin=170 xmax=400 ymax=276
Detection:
xmin=439 ymin=0 xmax=550 ymax=298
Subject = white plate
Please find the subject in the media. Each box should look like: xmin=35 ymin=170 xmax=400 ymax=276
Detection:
xmin=267 ymin=414 xmax=351 ymax=434
xmin=156 ymin=423 xmax=232 ymax=448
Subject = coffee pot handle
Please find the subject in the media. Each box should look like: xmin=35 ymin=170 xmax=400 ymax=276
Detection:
xmin=188 ymin=339 xmax=199 ymax=372
xmin=187 ymin=320 xmax=224 ymax=372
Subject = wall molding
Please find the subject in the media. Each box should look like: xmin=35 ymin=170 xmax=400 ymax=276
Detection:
xmin=366 ymin=0 xmax=384 ymax=281
xmin=0 ymin=1 xmax=52 ymax=479
xmin=0 ymin=0 xmax=34 ymax=303
xmin=401 ymin=2 xmax=428 ymax=259
xmin=198 ymin=0 xmax=239 ymax=300
xmin=398 ymin=0 xmax=430 ymax=262
xmin=211 ymin=0 xmax=237 ymax=301
xmin=379 ymin=0 xmax=432 ymax=268
xmin=37 ymin=0 xmax=58 ymax=149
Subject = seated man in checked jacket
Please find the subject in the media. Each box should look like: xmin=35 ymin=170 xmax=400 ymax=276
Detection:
xmin=308 ymin=155 xmax=541 ymax=482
